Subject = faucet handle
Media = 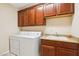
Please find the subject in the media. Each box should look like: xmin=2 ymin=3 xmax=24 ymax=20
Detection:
xmin=56 ymin=32 xmax=58 ymax=37
xmin=56 ymin=32 xmax=57 ymax=35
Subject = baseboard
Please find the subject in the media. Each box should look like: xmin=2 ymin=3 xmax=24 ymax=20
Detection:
xmin=0 ymin=50 xmax=9 ymax=56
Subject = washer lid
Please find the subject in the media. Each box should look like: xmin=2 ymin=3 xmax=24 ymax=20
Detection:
xmin=10 ymin=31 xmax=42 ymax=39
xmin=11 ymin=34 xmax=41 ymax=39
xmin=19 ymin=31 xmax=42 ymax=36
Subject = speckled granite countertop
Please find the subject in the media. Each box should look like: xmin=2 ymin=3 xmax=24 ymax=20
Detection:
xmin=40 ymin=35 xmax=79 ymax=44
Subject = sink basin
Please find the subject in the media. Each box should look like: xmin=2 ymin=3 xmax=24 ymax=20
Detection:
xmin=46 ymin=36 xmax=68 ymax=41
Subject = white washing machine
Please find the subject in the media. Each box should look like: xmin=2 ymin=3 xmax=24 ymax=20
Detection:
xmin=10 ymin=31 xmax=41 ymax=56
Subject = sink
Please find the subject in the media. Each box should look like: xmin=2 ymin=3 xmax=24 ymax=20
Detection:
xmin=46 ymin=36 xmax=68 ymax=41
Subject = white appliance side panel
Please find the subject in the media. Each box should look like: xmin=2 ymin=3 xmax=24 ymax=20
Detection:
xmin=10 ymin=38 xmax=20 ymax=55
xmin=20 ymin=38 xmax=40 ymax=56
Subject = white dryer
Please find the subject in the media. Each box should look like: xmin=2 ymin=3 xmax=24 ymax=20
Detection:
xmin=10 ymin=31 xmax=41 ymax=56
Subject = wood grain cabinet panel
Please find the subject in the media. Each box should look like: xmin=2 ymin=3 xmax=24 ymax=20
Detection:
xmin=56 ymin=47 xmax=77 ymax=56
xmin=57 ymin=3 xmax=74 ymax=15
xmin=76 ymin=45 xmax=79 ymax=56
xmin=44 ymin=3 xmax=56 ymax=17
xmin=36 ymin=5 xmax=45 ymax=25
xmin=77 ymin=50 xmax=79 ymax=56
xmin=41 ymin=39 xmax=78 ymax=49
xmin=28 ymin=7 xmax=36 ymax=26
xmin=23 ymin=9 xmax=29 ymax=26
xmin=18 ymin=10 xmax=24 ymax=27
xmin=40 ymin=45 xmax=55 ymax=56
xmin=40 ymin=39 xmax=78 ymax=56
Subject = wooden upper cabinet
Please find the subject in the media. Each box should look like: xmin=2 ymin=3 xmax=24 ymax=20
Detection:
xmin=23 ymin=9 xmax=29 ymax=26
xmin=44 ymin=3 xmax=56 ymax=17
xmin=36 ymin=5 xmax=45 ymax=25
xmin=28 ymin=7 xmax=36 ymax=26
xmin=57 ymin=3 xmax=74 ymax=15
xmin=18 ymin=10 xmax=24 ymax=27
xmin=18 ymin=3 xmax=74 ymax=27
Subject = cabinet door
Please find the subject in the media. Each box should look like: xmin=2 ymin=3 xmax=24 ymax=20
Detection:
xmin=18 ymin=10 xmax=24 ymax=27
xmin=77 ymin=50 xmax=79 ymax=56
xmin=36 ymin=5 xmax=46 ymax=25
xmin=23 ymin=9 xmax=29 ymax=26
xmin=28 ymin=7 xmax=36 ymax=26
xmin=40 ymin=45 xmax=55 ymax=56
xmin=56 ymin=47 xmax=77 ymax=56
xmin=44 ymin=3 xmax=56 ymax=17
xmin=57 ymin=3 xmax=74 ymax=15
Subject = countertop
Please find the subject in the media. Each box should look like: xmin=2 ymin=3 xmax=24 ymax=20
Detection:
xmin=40 ymin=35 xmax=79 ymax=44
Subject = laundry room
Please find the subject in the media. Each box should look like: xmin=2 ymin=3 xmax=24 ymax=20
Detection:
xmin=0 ymin=0 xmax=79 ymax=57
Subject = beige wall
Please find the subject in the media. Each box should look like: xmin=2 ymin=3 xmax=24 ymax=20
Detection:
xmin=71 ymin=4 xmax=79 ymax=38
xmin=0 ymin=4 xmax=18 ymax=54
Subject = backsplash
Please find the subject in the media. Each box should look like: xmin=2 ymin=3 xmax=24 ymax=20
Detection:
xmin=20 ymin=15 xmax=73 ymax=35
xmin=20 ymin=26 xmax=45 ymax=32
xmin=44 ymin=15 xmax=73 ymax=35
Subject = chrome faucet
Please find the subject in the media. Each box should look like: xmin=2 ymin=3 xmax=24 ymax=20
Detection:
xmin=56 ymin=32 xmax=59 ymax=37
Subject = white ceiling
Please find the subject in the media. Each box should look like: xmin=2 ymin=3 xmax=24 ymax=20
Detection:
xmin=10 ymin=3 xmax=38 ymax=10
